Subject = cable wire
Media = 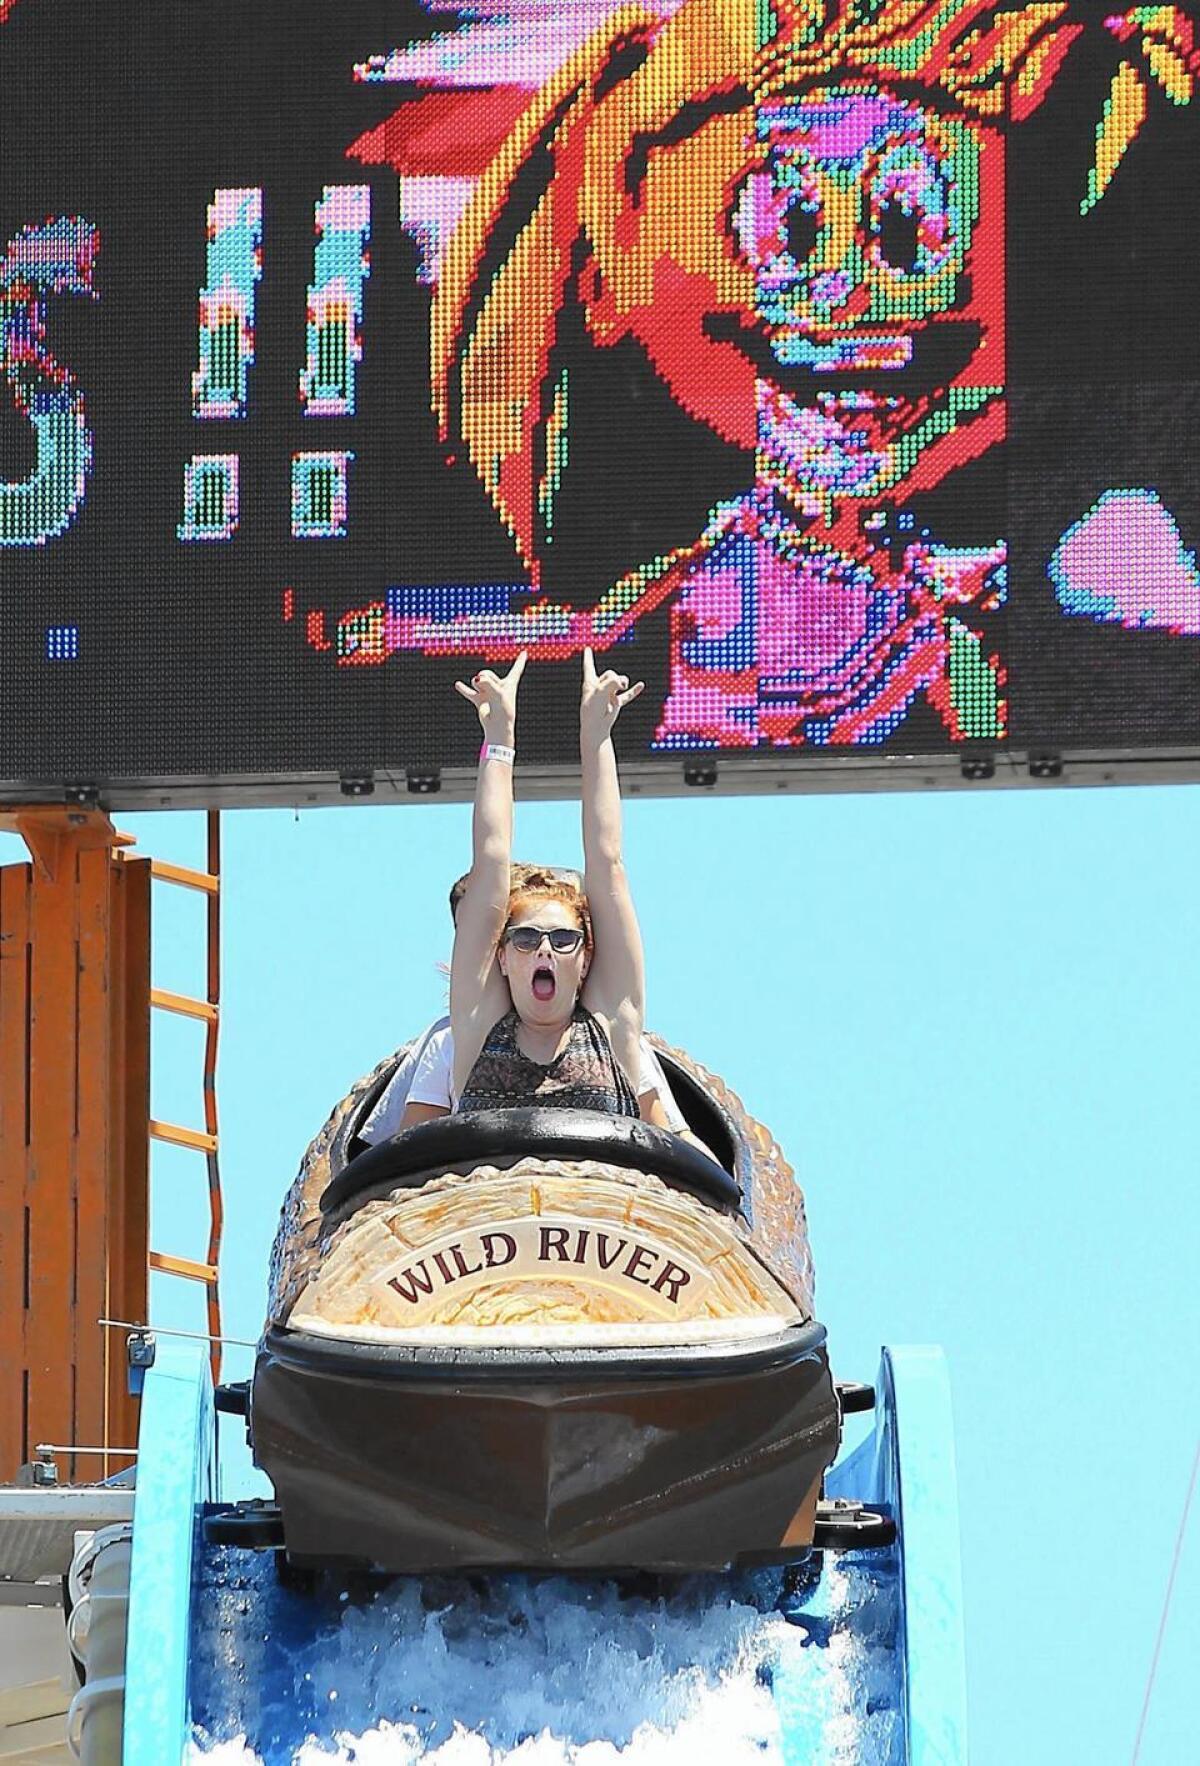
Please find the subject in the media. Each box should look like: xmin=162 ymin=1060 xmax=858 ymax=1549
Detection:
xmin=1131 ymin=1435 xmax=1200 ymax=1764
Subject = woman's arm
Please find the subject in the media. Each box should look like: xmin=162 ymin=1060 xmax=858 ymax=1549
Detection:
xmin=449 ymin=653 xmax=527 ymax=1098
xmin=579 ymin=647 xmax=646 ymax=1085
xmin=400 ymin=1100 xmax=450 ymax=1129
xmin=638 ymin=1088 xmax=718 ymax=1161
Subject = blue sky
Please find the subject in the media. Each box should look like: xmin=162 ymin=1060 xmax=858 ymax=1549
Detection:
xmin=8 ymin=780 xmax=1194 ymax=1761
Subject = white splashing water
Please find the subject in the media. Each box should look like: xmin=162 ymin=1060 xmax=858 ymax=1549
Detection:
xmin=188 ymin=1550 xmax=903 ymax=1765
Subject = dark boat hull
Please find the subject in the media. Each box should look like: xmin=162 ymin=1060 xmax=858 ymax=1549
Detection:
xmin=252 ymin=1321 xmax=840 ymax=1572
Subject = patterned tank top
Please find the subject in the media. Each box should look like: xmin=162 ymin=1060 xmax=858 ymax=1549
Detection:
xmin=458 ymin=1007 xmax=639 ymax=1117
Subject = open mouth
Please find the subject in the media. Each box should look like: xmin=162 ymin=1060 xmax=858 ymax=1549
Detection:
xmin=703 ymin=312 xmax=983 ymax=403
xmin=531 ymin=966 xmax=556 ymax=1002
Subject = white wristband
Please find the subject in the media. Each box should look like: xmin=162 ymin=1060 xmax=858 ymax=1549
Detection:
xmin=481 ymin=742 xmax=515 ymax=765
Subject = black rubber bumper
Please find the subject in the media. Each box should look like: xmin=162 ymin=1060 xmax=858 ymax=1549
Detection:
xmin=320 ymin=1107 xmax=742 ymax=1224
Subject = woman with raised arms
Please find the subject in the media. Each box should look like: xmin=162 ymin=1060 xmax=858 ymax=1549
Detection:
xmin=448 ymin=648 xmax=651 ymax=1119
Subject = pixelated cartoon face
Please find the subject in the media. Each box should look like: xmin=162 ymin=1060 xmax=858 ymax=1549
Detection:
xmin=739 ymin=93 xmax=977 ymax=351
xmin=584 ymin=80 xmax=1001 ymax=504
xmin=733 ymin=89 xmax=990 ymax=502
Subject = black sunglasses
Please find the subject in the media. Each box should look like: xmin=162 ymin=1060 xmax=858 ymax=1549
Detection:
xmin=504 ymin=925 xmax=585 ymax=954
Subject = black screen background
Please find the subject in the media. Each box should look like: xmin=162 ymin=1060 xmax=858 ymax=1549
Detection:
xmin=0 ymin=0 xmax=1197 ymax=791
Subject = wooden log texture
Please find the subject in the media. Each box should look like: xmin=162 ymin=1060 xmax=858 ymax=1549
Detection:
xmin=268 ymin=1040 xmax=817 ymax=1338
xmin=289 ymin=1162 xmax=800 ymax=1332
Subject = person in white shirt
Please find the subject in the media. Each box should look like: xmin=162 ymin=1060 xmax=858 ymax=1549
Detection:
xmin=358 ymin=863 xmax=697 ymax=1148
xmin=357 ymin=1015 xmax=450 ymax=1146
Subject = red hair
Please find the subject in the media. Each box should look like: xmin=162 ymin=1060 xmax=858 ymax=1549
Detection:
xmin=505 ymin=868 xmax=593 ymax=951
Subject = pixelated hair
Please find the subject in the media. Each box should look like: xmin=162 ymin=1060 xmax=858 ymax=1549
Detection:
xmin=432 ymin=0 xmax=1198 ymax=569
xmin=505 ymin=867 xmax=594 ymax=951
xmin=757 ymin=4 xmax=1199 ymax=219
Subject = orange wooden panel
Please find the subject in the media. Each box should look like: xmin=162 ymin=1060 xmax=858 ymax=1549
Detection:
xmin=0 ymin=808 xmax=131 ymax=880
xmin=106 ymin=856 xmax=149 ymax=1454
xmin=1 ymin=826 xmax=150 ymax=1478
xmin=24 ymin=852 xmax=78 ymax=1474
xmin=0 ymin=862 xmax=31 ymax=1476
xmin=74 ymin=847 xmax=112 ymax=1460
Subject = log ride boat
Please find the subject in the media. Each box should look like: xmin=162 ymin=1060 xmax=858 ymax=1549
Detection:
xmin=250 ymin=1037 xmax=842 ymax=1574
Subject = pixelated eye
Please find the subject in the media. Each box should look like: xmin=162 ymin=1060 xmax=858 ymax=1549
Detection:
xmin=783 ymin=199 xmax=819 ymax=266
xmin=876 ymin=199 xmax=921 ymax=274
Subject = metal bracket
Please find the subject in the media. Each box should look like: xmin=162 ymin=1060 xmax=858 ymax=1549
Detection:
xmin=126 ymin=1328 xmax=156 ymax=1397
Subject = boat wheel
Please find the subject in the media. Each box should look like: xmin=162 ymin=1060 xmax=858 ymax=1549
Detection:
xmin=835 ymin=1381 xmax=876 ymax=1415
xmin=812 ymin=1499 xmax=897 ymax=1551
xmin=203 ymin=1500 xmax=284 ymax=1550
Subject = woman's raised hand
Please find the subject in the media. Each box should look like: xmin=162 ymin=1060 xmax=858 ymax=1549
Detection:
xmin=580 ymin=646 xmax=644 ymax=744
xmin=455 ymin=650 xmax=527 ymax=742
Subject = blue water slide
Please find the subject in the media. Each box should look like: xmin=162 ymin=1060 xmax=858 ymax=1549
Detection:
xmin=123 ymin=1342 xmax=217 ymax=1765
xmin=826 ymin=1347 xmax=969 ymax=1764
xmin=121 ymin=1342 xmax=966 ymax=1763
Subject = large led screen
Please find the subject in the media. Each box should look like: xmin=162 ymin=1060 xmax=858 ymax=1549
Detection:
xmin=1 ymin=0 xmax=1199 ymax=793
